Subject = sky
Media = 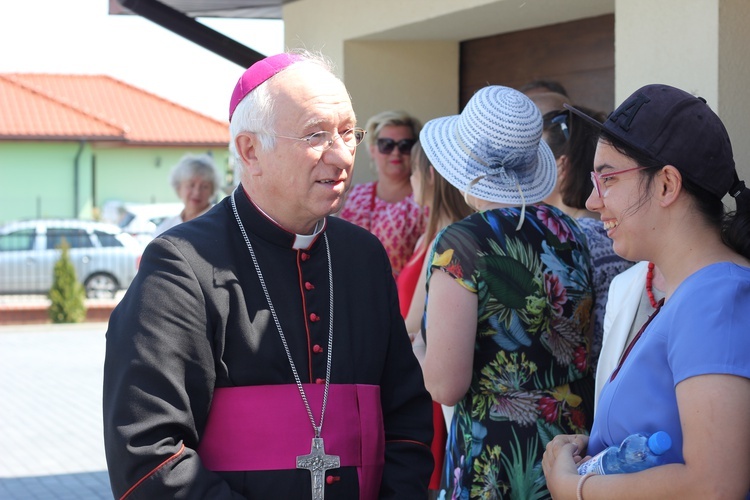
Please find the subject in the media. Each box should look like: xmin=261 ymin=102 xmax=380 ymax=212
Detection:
xmin=0 ymin=0 xmax=284 ymax=121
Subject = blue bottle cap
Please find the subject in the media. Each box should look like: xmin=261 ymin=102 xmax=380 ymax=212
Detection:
xmin=647 ymin=431 xmax=672 ymax=455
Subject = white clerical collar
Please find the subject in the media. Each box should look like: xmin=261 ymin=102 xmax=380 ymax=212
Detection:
xmin=292 ymin=221 xmax=324 ymax=250
xmin=252 ymin=200 xmax=324 ymax=250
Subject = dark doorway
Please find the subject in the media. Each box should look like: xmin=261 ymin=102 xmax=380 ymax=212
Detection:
xmin=460 ymin=14 xmax=615 ymax=115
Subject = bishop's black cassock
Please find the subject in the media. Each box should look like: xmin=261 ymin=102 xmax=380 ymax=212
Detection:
xmin=103 ymin=185 xmax=433 ymax=499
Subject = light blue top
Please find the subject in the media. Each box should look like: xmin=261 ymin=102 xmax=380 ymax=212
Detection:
xmin=590 ymin=262 xmax=750 ymax=468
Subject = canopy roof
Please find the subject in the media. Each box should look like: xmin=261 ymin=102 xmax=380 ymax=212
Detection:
xmin=110 ymin=0 xmax=296 ymax=67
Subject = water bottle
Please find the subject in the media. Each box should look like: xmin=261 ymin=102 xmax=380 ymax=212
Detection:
xmin=578 ymin=431 xmax=672 ymax=475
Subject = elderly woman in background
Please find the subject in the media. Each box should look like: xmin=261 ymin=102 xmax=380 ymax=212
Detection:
xmin=154 ymin=153 xmax=222 ymax=235
xmin=338 ymin=110 xmax=427 ymax=277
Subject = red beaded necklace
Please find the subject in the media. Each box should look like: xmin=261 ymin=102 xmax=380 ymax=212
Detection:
xmin=645 ymin=262 xmax=659 ymax=309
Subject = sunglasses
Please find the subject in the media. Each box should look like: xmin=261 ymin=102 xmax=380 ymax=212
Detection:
xmin=543 ymin=110 xmax=570 ymax=141
xmin=376 ymin=138 xmax=416 ymax=155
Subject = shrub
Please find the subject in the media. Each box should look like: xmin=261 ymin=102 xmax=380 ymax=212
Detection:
xmin=48 ymin=238 xmax=87 ymax=323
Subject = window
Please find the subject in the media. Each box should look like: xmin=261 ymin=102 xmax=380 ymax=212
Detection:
xmin=0 ymin=229 xmax=35 ymax=251
xmin=95 ymin=231 xmax=123 ymax=248
xmin=46 ymin=228 xmax=93 ymax=250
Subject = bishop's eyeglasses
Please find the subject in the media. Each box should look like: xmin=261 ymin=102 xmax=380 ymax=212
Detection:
xmin=274 ymin=128 xmax=366 ymax=152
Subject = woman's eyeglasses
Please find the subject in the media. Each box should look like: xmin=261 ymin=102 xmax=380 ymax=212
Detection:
xmin=543 ymin=110 xmax=570 ymax=141
xmin=590 ymin=166 xmax=649 ymax=197
xmin=376 ymin=138 xmax=416 ymax=155
xmin=275 ymin=128 xmax=366 ymax=152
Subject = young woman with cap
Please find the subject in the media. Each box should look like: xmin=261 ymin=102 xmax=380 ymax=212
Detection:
xmin=416 ymin=86 xmax=596 ymax=498
xmin=542 ymin=84 xmax=750 ymax=499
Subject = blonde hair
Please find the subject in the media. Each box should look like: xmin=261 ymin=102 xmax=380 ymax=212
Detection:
xmin=364 ymin=110 xmax=422 ymax=148
xmin=411 ymin=140 xmax=473 ymax=244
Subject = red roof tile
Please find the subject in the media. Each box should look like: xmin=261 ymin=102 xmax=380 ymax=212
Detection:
xmin=0 ymin=73 xmax=229 ymax=146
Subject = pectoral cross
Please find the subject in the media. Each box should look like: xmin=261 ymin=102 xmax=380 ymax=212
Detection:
xmin=296 ymin=437 xmax=340 ymax=500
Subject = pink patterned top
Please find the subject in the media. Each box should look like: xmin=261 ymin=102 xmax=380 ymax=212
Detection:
xmin=339 ymin=181 xmax=427 ymax=278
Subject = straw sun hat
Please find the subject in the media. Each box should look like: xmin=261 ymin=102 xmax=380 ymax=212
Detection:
xmin=420 ymin=86 xmax=557 ymax=208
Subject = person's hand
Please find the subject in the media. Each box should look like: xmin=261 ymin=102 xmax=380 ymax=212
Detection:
xmin=542 ymin=434 xmax=590 ymax=499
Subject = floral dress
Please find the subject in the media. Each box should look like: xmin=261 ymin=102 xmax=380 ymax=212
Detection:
xmin=338 ymin=181 xmax=427 ymax=278
xmin=425 ymin=204 xmax=594 ymax=500
xmin=575 ymin=217 xmax=634 ymax=376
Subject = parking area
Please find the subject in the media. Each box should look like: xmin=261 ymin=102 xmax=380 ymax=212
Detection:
xmin=0 ymin=322 xmax=113 ymax=499
xmin=0 ymin=219 xmax=143 ymax=300
xmin=0 ymin=293 xmax=123 ymax=326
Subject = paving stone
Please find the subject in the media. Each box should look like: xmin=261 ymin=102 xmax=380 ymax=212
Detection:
xmin=0 ymin=323 xmax=113 ymax=499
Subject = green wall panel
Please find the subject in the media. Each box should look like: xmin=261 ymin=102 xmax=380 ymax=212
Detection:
xmin=0 ymin=141 xmax=230 ymax=225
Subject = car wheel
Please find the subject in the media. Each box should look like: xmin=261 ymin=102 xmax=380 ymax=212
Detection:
xmin=84 ymin=273 xmax=118 ymax=299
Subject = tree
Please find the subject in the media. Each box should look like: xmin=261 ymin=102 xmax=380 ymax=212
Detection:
xmin=48 ymin=238 xmax=87 ymax=323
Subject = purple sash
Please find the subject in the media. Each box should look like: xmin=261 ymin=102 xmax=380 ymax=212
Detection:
xmin=198 ymin=384 xmax=384 ymax=500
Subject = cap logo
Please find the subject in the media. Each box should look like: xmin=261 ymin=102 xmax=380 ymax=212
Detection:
xmin=609 ymin=92 xmax=650 ymax=131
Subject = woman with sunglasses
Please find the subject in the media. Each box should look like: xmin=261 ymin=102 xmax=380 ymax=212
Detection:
xmin=339 ymin=110 xmax=427 ymax=277
xmin=542 ymin=84 xmax=750 ymax=499
xmin=541 ymin=105 xmax=635 ymax=387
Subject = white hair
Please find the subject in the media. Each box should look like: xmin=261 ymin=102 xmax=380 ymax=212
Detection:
xmin=169 ymin=153 xmax=222 ymax=197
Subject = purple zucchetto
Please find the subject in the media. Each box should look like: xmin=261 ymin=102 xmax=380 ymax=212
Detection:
xmin=228 ymin=53 xmax=303 ymax=121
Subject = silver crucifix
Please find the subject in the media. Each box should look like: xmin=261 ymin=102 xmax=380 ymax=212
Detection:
xmin=297 ymin=437 xmax=340 ymax=500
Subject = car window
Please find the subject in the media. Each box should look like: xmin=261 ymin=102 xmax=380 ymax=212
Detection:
xmin=119 ymin=212 xmax=136 ymax=229
xmin=95 ymin=230 xmax=124 ymax=248
xmin=150 ymin=216 xmax=169 ymax=226
xmin=0 ymin=229 xmax=35 ymax=251
xmin=46 ymin=228 xmax=93 ymax=249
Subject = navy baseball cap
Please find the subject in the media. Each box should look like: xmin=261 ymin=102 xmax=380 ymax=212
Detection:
xmin=566 ymin=84 xmax=736 ymax=199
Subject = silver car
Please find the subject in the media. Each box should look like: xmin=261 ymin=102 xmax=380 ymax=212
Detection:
xmin=0 ymin=219 xmax=142 ymax=298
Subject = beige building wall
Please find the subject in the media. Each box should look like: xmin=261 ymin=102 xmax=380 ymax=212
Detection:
xmin=343 ymin=41 xmax=459 ymax=183
xmin=719 ymin=0 xmax=750 ymax=195
xmin=616 ymin=0 xmax=720 ymax=102
xmin=284 ymin=0 xmax=749 ymax=188
xmin=617 ymin=0 xmax=750 ymax=192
